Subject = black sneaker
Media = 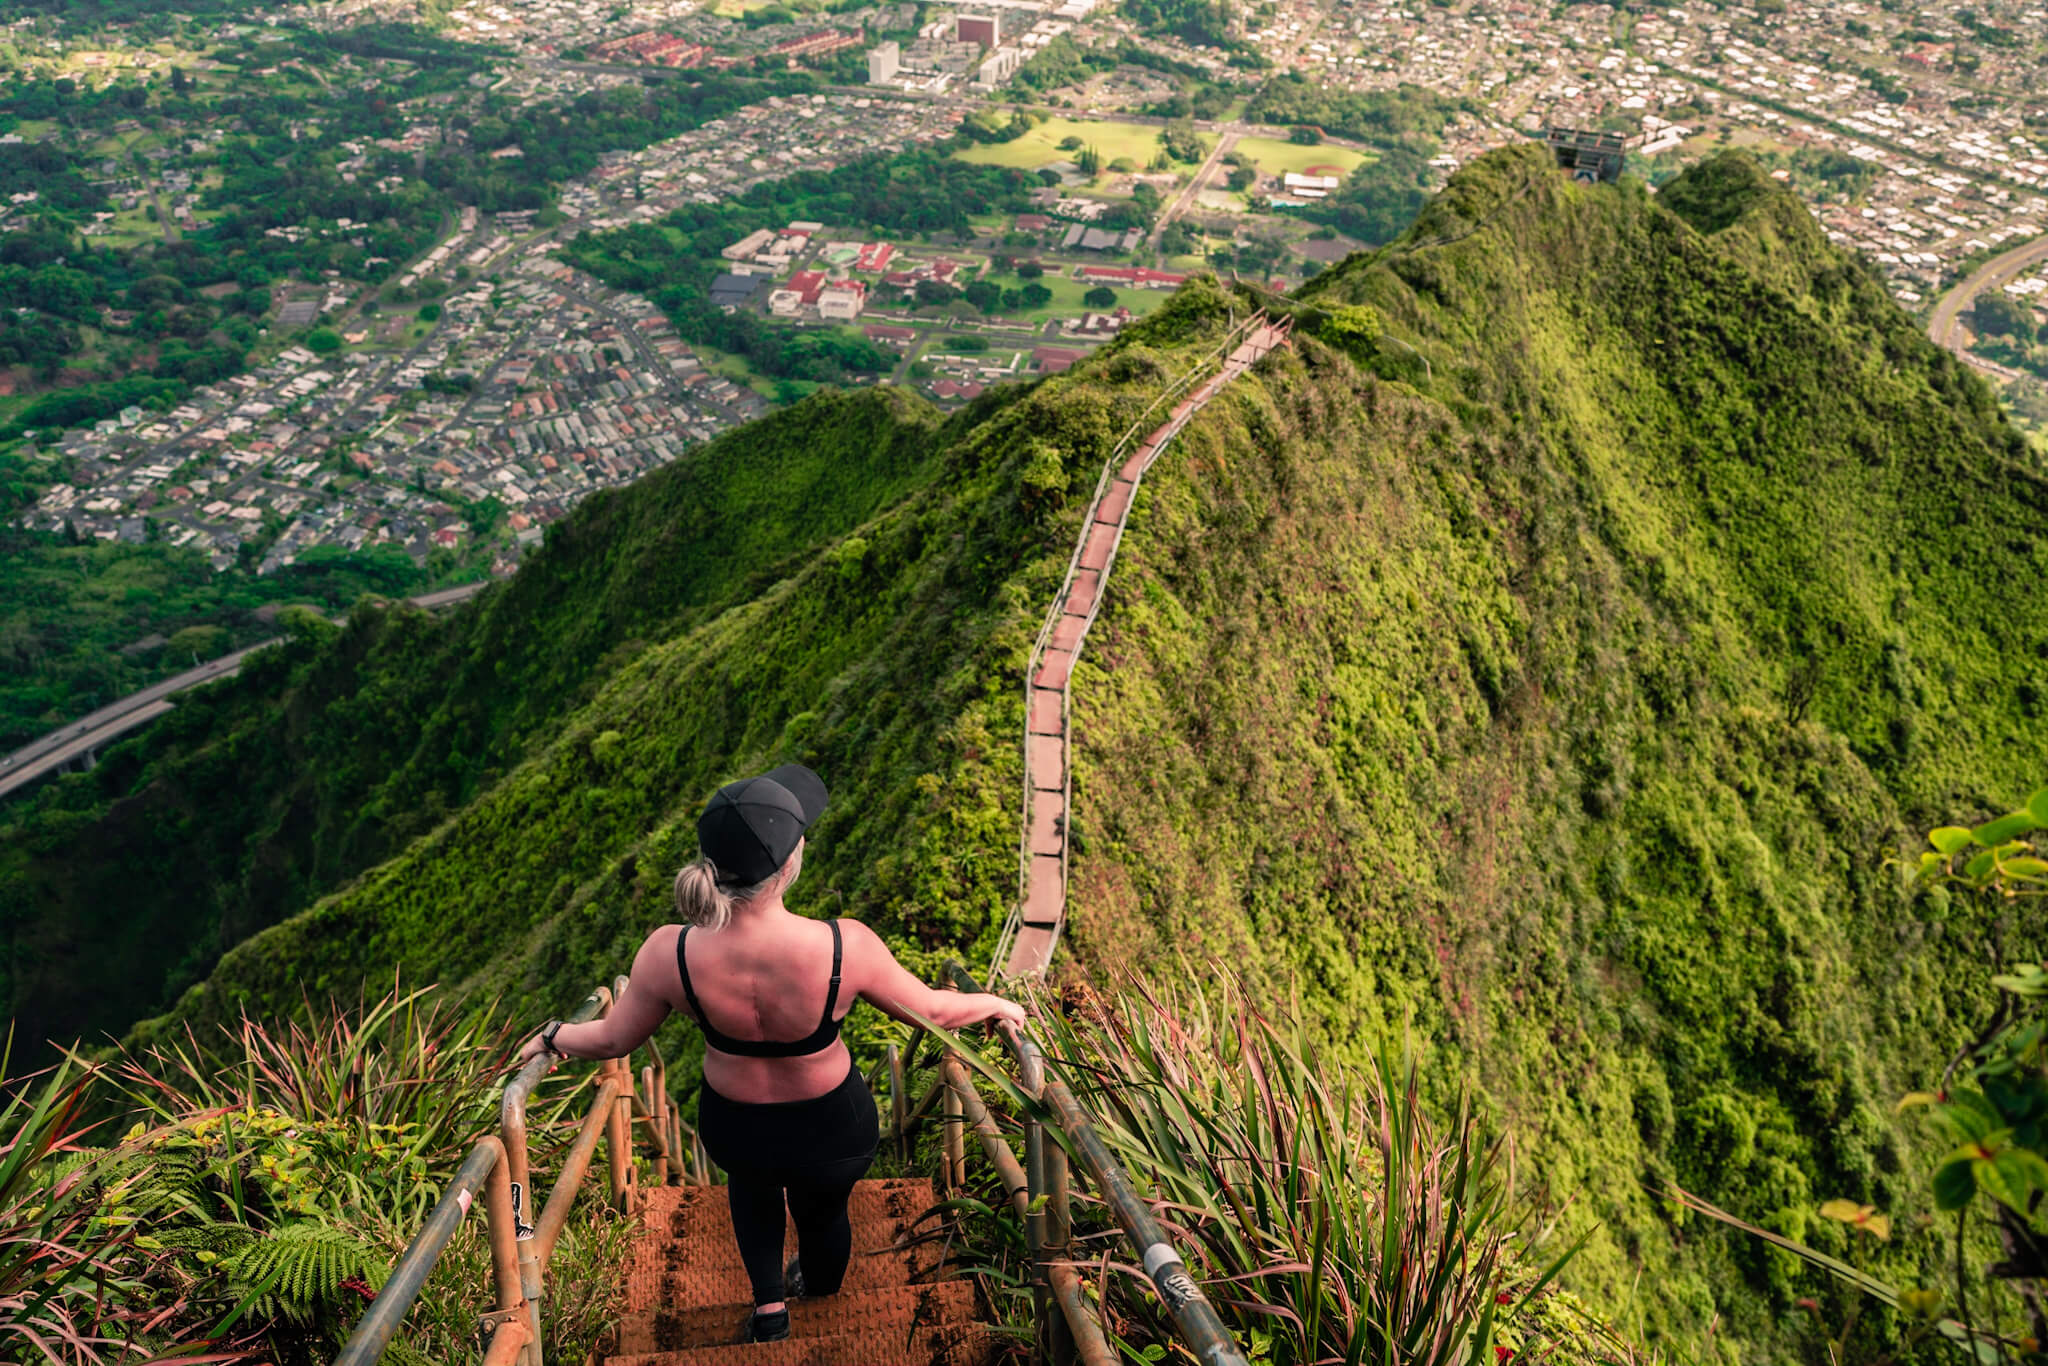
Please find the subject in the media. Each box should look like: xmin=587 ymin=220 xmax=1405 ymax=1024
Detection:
xmin=784 ymin=1257 xmax=807 ymax=1300
xmin=740 ymin=1307 xmax=790 ymax=1343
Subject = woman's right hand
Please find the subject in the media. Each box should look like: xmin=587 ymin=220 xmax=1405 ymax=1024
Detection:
xmin=977 ymin=994 xmax=1028 ymax=1030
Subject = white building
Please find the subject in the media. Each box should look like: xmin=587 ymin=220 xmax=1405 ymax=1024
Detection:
xmin=768 ymin=289 xmax=804 ymax=316
xmin=722 ymin=227 xmax=776 ymax=261
xmin=1282 ymin=171 xmax=1340 ymax=198
xmin=819 ymin=283 xmax=866 ymax=320
xmin=868 ymin=40 xmax=900 ymax=83
xmin=974 ymin=46 xmax=1025 ymax=89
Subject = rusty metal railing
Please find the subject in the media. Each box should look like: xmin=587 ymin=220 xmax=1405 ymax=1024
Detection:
xmin=884 ymin=963 xmax=1248 ymax=1366
xmin=335 ymin=977 xmax=708 ymax=1366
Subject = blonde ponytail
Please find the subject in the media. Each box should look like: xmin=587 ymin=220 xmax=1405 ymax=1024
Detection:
xmin=674 ymin=858 xmax=736 ymax=931
xmin=673 ymin=843 xmax=804 ymax=932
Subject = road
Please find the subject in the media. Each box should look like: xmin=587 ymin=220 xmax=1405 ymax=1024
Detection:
xmin=0 ymin=579 xmax=492 ymax=801
xmin=1927 ymin=232 xmax=2048 ymax=358
xmin=1149 ymin=129 xmax=1240 ymax=251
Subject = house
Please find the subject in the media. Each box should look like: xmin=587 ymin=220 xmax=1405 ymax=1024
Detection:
xmin=864 ymin=324 xmax=920 ymax=345
xmin=768 ymin=288 xmax=805 ymax=316
xmin=931 ymin=378 xmax=984 ymax=400
xmin=1014 ymin=213 xmax=1052 ymax=232
xmin=855 ymin=241 xmax=896 ymax=271
xmin=1032 ymin=346 xmax=1087 ymax=373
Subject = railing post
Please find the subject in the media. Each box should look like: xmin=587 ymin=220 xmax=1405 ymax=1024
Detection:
xmin=941 ymin=1070 xmax=965 ymax=1192
xmin=642 ymin=1064 xmax=669 ymax=1187
xmin=1046 ymin=1139 xmax=1075 ymax=1366
xmin=606 ymin=1056 xmax=635 ymax=1213
xmin=888 ymin=1043 xmax=907 ymax=1164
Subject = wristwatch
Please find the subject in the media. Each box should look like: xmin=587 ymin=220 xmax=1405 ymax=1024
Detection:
xmin=541 ymin=1019 xmax=567 ymax=1059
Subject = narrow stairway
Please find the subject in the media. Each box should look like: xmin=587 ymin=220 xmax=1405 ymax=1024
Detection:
xmin=607 ymin=1177 xmax=997 ymax=1366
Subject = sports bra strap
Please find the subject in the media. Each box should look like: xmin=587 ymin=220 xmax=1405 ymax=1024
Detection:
xmin=821 ymin=919 xmax=843 ymax=1025
xmin=676 ymin=924 xmax=709 ymax=1017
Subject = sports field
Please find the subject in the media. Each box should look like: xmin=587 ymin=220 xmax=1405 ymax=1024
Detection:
xmin=1231 ymin=137 xmax=1374 ymax=180
xmin=953 ymin=118 xmax=1210 ymax=172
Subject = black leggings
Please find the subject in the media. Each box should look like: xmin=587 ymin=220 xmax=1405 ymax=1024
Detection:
xmin=697 ymin=1063 xmax=878 ymax=1306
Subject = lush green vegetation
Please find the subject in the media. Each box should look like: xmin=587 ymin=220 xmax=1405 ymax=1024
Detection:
xmin=0 ymin=982 xmax=633 ymax=1360
xmin=10 ymin=146 xmax=2048 ymax=1364
xmin=0 ymin=536 xmax=430 ymax=751
xmin=1245 ymin=77 xmax=1464 ymax=145
xmin=0 ymin=387 xmax=946 ymax=1052
xmin=941 ymin=974 xmax=1631 ymax=1365
xmin=1242 ymin=81 xmax=1464 ymax=244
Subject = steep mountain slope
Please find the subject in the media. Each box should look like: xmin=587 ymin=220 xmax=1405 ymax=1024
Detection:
xmin=0 ymin=387 xmax=945 ymax=1047
xmin=1061 ymin=146 xmax=2048 ymax=1349
xmin=20 ymin=145 xmax=2048 ymax=1357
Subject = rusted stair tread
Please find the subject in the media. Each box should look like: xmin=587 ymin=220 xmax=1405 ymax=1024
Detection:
xmin=617 ymin=1281 xmax=982 ymax=1353
xmin=627 ymin=1247 xmax=944 ymax=1314
xmin=640 ymin=1183 xmax=939 ymax=1245
xmin=607 ymin=1322 xmax=999 ymax=1366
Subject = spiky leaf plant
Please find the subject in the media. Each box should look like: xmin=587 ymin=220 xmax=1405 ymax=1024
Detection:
xmin=935 ymin=972 xmax=1647 ymax=1366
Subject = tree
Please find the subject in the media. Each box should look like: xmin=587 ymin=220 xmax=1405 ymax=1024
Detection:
xmin=1971 ymin=291 xmax=2037 ymax=343
xmin=1074 ymin=145 xmax=1102 ymax=177
xmin=964 ymin=279 xmax=1002 ymax=313
xmin=306 ymin=328 xmax=343 ymax=355
xmin=1288 ymin=124 xmax=1322 ymax=145
xmin=1018 ymin=261 xmax=1045 ymax=279
xmin=913 ymin=279 xmax=954 ymax=307
xmin=1227 ymin=166 xmax=1258 ymax=192
xmin=1083 ymin=285 xmax=1117 ymax=308
xmin=1021 ymin=281 xmax=1053 ymax=308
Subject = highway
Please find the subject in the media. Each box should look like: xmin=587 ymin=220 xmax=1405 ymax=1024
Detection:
xmin=0 ymin=579 xmax=492 ymax=802
xmin=1927 ymin=232 xmax=2048 ymax=359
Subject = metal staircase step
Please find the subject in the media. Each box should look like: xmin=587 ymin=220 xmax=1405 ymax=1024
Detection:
xmin=616 ymin=1280 xmax=982 ymax=1354
xmin=622 ymin=1178 xmax=949 ymax=1315
xmin=606 ymin=1321 xmax=999 ymax=1366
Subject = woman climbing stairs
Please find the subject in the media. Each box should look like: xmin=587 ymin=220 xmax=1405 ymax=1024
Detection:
xmin=607 ymin=1178 xmax=996 ymax=1366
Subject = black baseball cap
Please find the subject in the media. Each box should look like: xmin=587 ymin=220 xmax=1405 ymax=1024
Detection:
xmin=696 ymin=763 xmax=828 ymax=886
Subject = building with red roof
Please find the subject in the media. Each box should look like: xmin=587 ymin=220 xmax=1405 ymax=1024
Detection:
xmin=1071 ymin=265 xmax=1188 ymax=290
xmin=786 ymin=269 xmax=828 ymax=304
xmin=1032 ymin=346 xmax=1088 ymax=374
xmin=855 ymin=242 xmax=896 ymax=271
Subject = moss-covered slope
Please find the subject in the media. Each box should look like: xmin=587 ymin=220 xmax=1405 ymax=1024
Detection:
xmin=36 ymin=146 xmax=2048 ymax=1358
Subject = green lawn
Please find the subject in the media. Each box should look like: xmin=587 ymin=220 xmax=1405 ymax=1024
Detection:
xmin=971 ymin=271 xmax=1175 ymax=323
xmin=954 ymin=117 xmax=1211 ymax=172
xmin=1231 ymin=137 xmax=1374 ymax=180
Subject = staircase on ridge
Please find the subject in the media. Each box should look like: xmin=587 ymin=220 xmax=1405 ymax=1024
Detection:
xmin=1004 ymin=316 xmax=1293 ymax=978
xmin=606 ymin=1177 xmax=996 ymax=1366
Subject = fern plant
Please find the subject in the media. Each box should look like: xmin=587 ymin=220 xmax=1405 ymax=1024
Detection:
xmin=222 ymin=1222 xmax=389 ymax=1323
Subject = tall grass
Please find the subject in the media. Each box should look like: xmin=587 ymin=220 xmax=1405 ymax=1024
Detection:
xmin=0 ymin=981 xmax=630 ymax=1364
xmin=953 ymin=972 xmax=1648 ymax=1366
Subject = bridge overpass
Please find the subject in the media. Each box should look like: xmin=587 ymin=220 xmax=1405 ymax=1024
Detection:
xmin=0 ymin=580 xmax=492 ymax=803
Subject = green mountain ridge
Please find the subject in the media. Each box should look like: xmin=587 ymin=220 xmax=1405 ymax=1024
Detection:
xmin=8 ymin=144 xmax=2048 ymax=1360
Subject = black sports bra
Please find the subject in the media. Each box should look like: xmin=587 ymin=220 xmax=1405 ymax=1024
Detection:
xmin=677 ymin=919 xmax=845 ymax=1058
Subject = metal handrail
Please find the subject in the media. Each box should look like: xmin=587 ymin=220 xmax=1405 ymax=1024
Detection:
xmin=884 ymin=963 xmax=1248 ymax=1366
xmin=335 ymin=980 xmax=710 ymax=1366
